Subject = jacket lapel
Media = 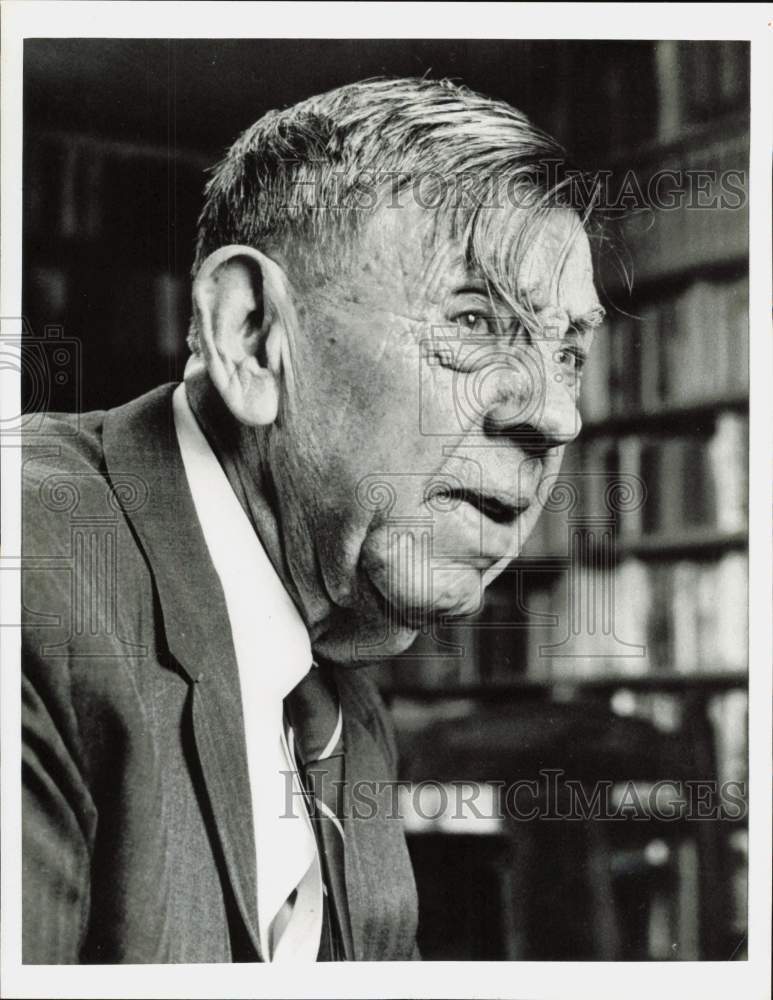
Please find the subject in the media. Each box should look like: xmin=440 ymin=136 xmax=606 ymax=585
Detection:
xmin=102 ymin=383 xmax=261 ymax=959
xmin=337 ymin=672 xmax=420 ymax=961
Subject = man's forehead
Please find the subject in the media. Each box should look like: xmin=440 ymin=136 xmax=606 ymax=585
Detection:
xmin=358 ymin=200 xmax=600 ymax=313
xmin=515 ymin=212 xmax=596 ymax=306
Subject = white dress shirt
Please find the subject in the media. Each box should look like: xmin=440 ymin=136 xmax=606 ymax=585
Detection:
xmin=172 ymin=383 xmax=323 ymax=962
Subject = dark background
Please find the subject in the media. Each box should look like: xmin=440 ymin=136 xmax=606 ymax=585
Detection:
xmin=23 ymin=39 xmax=749 ymax=962
xmin=24 ymin=37 xmax=739 ymax=412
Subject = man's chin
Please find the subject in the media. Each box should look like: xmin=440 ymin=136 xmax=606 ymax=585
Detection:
xmin=312 ymin=565 xmax=486 ymax=666
xmin=366 ymin=560 xmax=486 ymax=624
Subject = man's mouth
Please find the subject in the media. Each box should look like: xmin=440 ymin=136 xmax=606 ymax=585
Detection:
xmin=431 ymin=487 xmax=531 ymax=525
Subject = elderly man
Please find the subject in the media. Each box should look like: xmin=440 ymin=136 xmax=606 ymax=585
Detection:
xmin=22 ymin=78 xmax=603 ymax=963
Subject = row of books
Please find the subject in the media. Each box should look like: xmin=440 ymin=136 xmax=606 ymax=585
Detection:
xmin=521 ymin=553 xmax=747 ymax=678
xmin=522 ymin=410 xmax=748 ymax=557
xmin=581 ymin=275 xmax=748 ymax=422
xmin=602 ymin=134 xmax=748 ymax=288
xmin=382 ymin=548 xmax=747 ymax=693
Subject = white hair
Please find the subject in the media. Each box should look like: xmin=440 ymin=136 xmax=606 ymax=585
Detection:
xmin=190 ymin=77 xmax=594 ymax=350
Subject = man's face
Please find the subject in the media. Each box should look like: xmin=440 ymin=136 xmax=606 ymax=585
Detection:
xmin=271 ymin=202 xmax=603 ymax=658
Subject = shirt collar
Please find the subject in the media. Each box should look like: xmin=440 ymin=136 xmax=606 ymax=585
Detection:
xmin=172 ymin=383 xmax=312 ymax=702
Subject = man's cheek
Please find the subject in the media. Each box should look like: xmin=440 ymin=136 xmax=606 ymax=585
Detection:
xmin=360 ymin=527 xmax=482 ymax=617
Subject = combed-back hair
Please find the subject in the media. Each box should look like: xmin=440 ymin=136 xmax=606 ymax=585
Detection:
xmin=190 ymin=77 xmax=596 ymax=349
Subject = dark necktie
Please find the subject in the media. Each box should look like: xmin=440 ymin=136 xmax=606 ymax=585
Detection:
xmin=284 ymin=662 xmax=355 ymax=961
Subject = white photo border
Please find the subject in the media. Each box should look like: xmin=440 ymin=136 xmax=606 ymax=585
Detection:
xmin=2 ymin=4 xmax=770 ymax=999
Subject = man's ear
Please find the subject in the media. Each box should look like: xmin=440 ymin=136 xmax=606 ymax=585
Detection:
xmin=192 ymin=245 xmax=291 ymax=426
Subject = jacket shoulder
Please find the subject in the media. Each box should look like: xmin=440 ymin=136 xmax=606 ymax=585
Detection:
xmin=22 ymin=409 xmax=107 ymax=468
xmin=22 ymin=410 xmax=110 ymax=557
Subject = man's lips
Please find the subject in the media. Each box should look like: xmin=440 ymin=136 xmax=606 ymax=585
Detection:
xmin=430 ymin=487 xmax=532 ymax=525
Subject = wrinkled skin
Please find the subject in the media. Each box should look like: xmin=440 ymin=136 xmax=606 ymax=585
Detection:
xmin=191 ymin=202 xmax=603 ymax=663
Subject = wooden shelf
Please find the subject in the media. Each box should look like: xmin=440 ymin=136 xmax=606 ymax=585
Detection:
xmin=509 ymin=529 xmax=747 ymax=572
xmin=620 ymin=529 xmax=747 ymax=561
xmin=384 ymin=671 xmax=747 ymax=703
xmin=582 ymin=395 xmax=748 ymax=439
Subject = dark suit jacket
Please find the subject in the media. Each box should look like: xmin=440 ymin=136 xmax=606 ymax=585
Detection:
xmin=21 ymin=384 xmax=419 ymax=963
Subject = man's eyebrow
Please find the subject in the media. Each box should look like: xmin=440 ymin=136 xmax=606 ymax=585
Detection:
xmin=571 ymin=306 xmax=606 ymax=331
xmin=450 ymin=282 xmax=490 ymax=296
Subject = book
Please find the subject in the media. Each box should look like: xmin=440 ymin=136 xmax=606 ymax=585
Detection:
xmin=708 ymin=411 xmax=748 ymax=533
xmin=673 ymin=282 xmax=718 ymax=404
xmin=639 ymin=441 xmax=662 ymax=535
xmin=671 ymin=561 xmax=700 ymax=673
xmin=679 ymin=433 xmax=715 ymax=529
xmin=535 ymin=558 xmax=650 ymax=677
xmin=608 ymin=313 xmax=641 ymax=415
xmin=712 ymin=552 xmax=748 ymax=673
xmin=630 ymin=423 xmax=743 ymax=538
xmin=611 ymin=558 xmax=651 ymax=675
xmin=670 ymin=554 xmax=747 ymax=675
xmin=723 ymin=276 xmax=749 ymax=395
xmin=645 ymin=438 xmax=684 ymax=536
xmin=573 ymin=437 xmax=612 ymax=524
xmin=646 ymin=563 xmax=674 ymax=671
xmin=617 ymin=436 xmax=643 ymax=539
xmin=638 ymin=301 xmax=665 ymax=412
xmin=580 ymin=318 xmax=611 ymax=423
xmin=708 ymin=690 xmax=748 ymax=788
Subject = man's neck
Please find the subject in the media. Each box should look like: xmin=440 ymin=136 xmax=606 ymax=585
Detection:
xmin=183 ymin=368 xmax=306 ymax=618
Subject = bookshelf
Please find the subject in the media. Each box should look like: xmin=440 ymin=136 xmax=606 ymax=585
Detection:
xmin=380 ymin=41 xmax=749 ymax=961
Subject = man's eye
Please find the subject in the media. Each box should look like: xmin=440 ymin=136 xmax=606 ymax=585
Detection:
xmin=455 ymin=312 xmax=494 ymax=337
xmin=555 ymin=346 xmax=586 ymax=372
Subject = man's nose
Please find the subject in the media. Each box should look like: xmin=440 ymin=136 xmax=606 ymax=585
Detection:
xmin=481 ymin=353 xmax=582 ymax=456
